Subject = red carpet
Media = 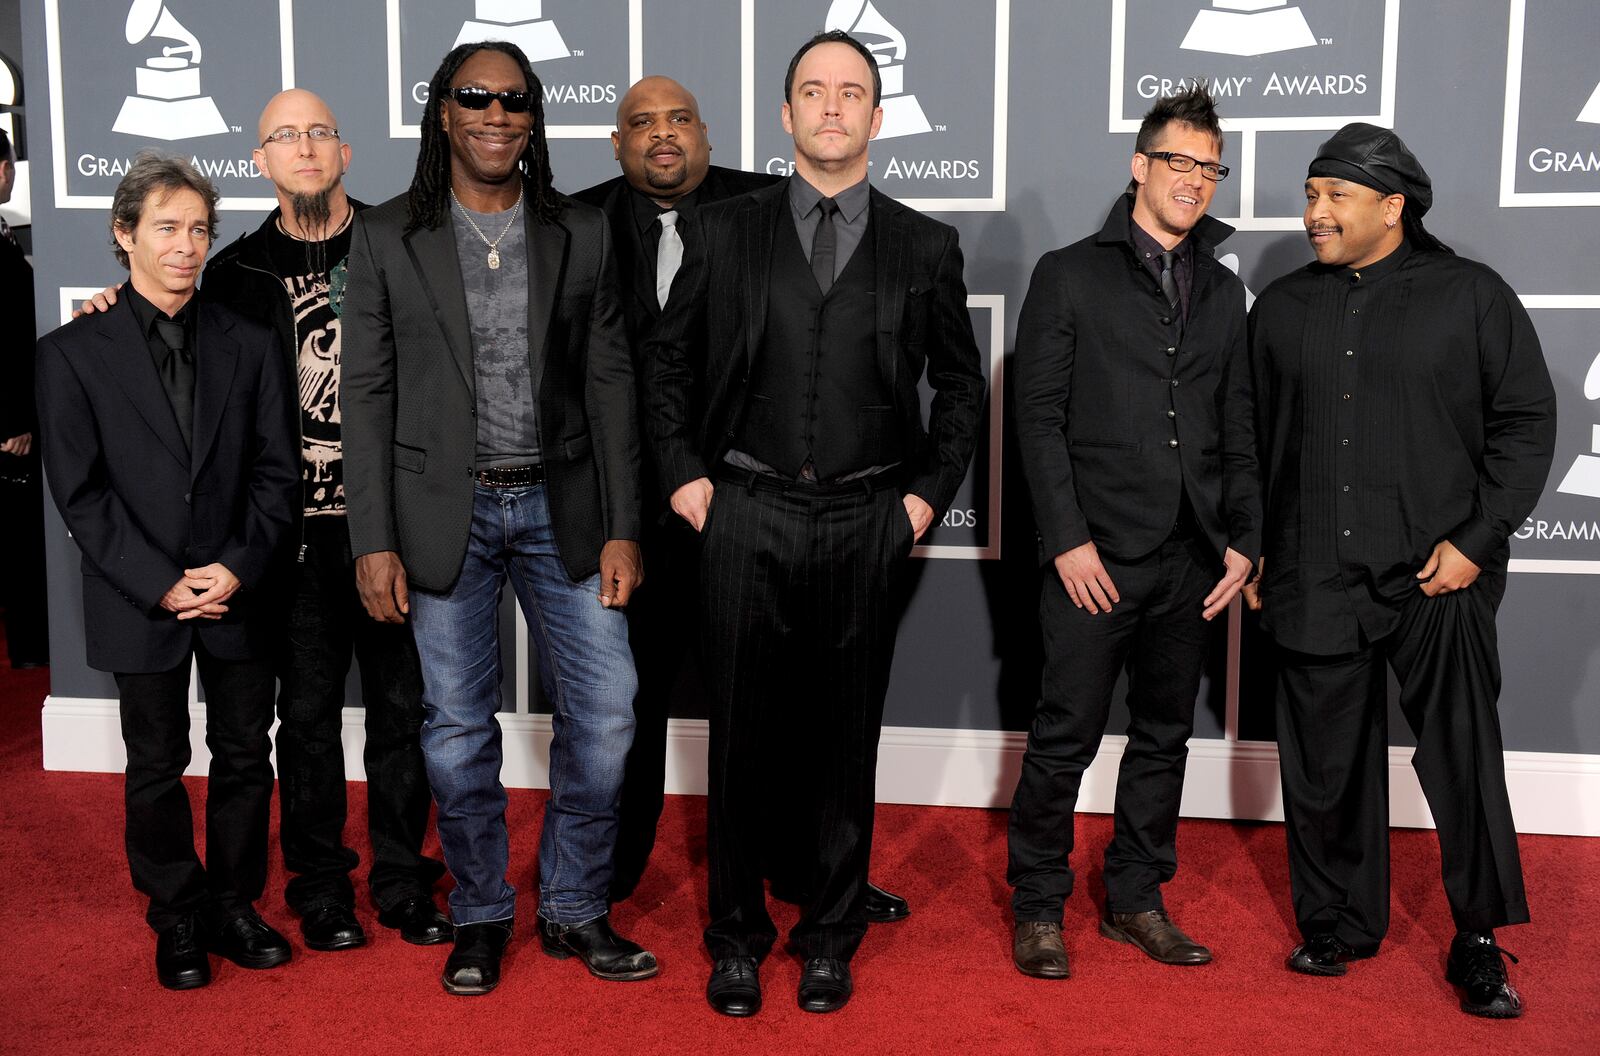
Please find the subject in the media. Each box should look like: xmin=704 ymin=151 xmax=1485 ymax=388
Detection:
xmin=1 ymin=654 xmax=1596 ymax=1054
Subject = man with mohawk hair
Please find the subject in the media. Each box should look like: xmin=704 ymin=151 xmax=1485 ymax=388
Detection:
xmin=1008 ymin=83 xmax=1255 ymax=979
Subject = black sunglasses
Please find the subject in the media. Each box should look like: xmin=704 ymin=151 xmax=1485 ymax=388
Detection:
xmin=447 ymin=86 xmax=534 ymax=113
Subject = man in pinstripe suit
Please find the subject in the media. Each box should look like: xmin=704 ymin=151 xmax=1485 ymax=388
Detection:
xmin=645 ymin=31 xmax=984 ymax=1017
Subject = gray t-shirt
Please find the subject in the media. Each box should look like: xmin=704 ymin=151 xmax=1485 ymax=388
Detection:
xmin=453 ymin=201 xmax=540 ymax=468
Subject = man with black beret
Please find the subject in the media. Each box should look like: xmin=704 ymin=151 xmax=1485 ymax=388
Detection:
xmin=1238 ymin=122 xmax=1557 ymax=1017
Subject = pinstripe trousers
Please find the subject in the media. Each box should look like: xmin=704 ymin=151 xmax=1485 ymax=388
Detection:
xmin=699 ymin=470 xmax=914 ymax=961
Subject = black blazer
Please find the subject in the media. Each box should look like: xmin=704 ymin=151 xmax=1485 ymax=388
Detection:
xmin=35 ymin=296 xmax=298 ymax=673
xmin=341 ymin=190 xmax=640 ymax=590
xmin=643 ymin=178 xmax=985 ymax=522
xmin=571 ymin=166 xmax=782 ymax=350
xmin=1013 ymin=194 xmax=1257 ymax=566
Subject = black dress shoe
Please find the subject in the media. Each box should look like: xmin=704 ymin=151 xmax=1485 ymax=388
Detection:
xmin=442 ymin=921 xmax=513 ymax=996
xmin=1446 ymin=931 xmax=1524 ymax=1019
xmin=378 ymin=896 xmax=453 ymax=946
xmin=538 ymin=914 xmax=658 ymax=981
xmin=300 ymin=903 xmax=366 ymax=952
xmin=155 ymin=916 xmax=210 ymax=990
xmin=864 ymin=883 xmax=910 ymax=924
xmin=1286 ymin=933 xmax=1359 ymax=977
xmin=797 ymin=956 xmax=852 ymax=1013
xmin=208 ymin=910 xmax=292 ymax=970
xmin=707 ymin=956 xmax=762 ymax=1017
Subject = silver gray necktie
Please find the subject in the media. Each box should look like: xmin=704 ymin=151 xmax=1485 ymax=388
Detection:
xmin=656 ymin=209 xmax=682 ymax=309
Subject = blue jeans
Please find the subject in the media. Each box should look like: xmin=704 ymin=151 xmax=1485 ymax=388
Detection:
xmin=409 ymin=483 xmax=637 ymax=926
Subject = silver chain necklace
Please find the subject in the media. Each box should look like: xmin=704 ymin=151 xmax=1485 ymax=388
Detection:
xmin=450 ymin=187 xmax=524 ymax=270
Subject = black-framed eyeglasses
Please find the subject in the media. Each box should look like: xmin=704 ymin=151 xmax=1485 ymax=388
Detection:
xmin=447 ymin=86 xmax=534 ymax=113
xmin=1144 ymin=151 xmax=1230 ymax=182
xmin=261 ymin=126 xmax=340 ymax=147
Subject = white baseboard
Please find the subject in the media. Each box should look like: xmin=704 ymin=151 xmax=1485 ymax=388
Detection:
xmin=40 ymin=697 xmax=1600 ymax=837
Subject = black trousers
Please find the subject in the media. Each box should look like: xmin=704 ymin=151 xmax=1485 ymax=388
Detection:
xmin=274 ymin=515 xmax=442 ymax=914
xmin=1008 ymin=531 xmax=1215 ymax=921
xmin=700 ymin=472 xmax=911 ymax=962
xmin=115 ymin=642 xmax=275 ymax=932
xmin=1274 ymin=572 xmax=1528 ymax=952
xmin=611 ymin=515 xmax=704 ymax=903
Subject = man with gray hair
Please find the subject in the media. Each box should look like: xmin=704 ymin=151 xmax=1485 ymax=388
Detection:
xmin=35 ymin=153 xmax=298 ymax=990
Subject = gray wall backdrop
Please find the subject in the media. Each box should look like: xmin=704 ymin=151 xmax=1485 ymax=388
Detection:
xmin=20 ymin=1 xmax=1600 ymax=756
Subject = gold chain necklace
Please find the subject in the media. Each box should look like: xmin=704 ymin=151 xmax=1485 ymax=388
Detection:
xmin=450 ymin=187 xmax=524 ymax=270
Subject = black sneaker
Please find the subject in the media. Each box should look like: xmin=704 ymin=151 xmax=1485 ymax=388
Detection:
xmin=1445 ymin=931 xmax=1524 ymax=1019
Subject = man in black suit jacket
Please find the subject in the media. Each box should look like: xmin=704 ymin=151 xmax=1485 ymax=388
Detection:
xmin=342 ymin=42 xmax=652 ymax=996
xmin=571 ymin=76 xmax=777 ymax=906
xmin=1007 ymin=85 xmax=1256 ymax=979
xmin=645 ymin=33 xmax=984 ymax=1016
xmin=572 ymin=75 xmax=906 ymax=922
xmin=35 ymin=155 xmax=299 ymax=990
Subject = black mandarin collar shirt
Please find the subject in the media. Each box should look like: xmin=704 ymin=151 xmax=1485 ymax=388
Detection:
xmin=1240 ymin=241 xmax=1558 ymax=655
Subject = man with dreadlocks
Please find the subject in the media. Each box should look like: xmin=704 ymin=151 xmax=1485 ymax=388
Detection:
xmin=1237 ymin=123 xmax=1557 ymax=1017
xmin=342 ymin=42 xmax=650 ymax=996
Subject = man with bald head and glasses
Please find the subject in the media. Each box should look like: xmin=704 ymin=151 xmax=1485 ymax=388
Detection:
xmin=1007 ymin=82 xmax=1256 ymax=979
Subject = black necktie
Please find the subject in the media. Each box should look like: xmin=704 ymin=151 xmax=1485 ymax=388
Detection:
xmin=1159 ymin=250 xmax=1181 ymax=310
xmin=811 ymin=197 xmax=839 ymax=294
xmin=154 ymin=317 xmax=195 ymax=451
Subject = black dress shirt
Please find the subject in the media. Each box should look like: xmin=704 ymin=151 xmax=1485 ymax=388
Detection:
xmin=1130 ymin=219 xmax=1193 ymax=321
xmin=1243 ymin=242 xmax=1557 ymax=655
xmin=125 ymin=284 xmax=198 ymax=450
xmin=631 ymin=183 xmax=703 ymax=278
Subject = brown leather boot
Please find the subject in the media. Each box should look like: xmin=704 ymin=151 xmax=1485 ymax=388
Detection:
xmin=1099 ymin=910 xmax=1212 ymax=965
xmin=1013 ymin=921 xmax=1071 ymax=978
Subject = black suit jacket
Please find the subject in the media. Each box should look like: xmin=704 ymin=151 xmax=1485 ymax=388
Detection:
xmin=341 ymin=190 xmax=640 ymax=590
xmin=1013 ymin=195 xmax=1258 ymax=566
xmin=35 ymin=295 xmax=298 ymax=673
xmin=643 ymin=178 xmax=985 ymax=521
xmin=571 ymin=166 xmax=782 ymax=350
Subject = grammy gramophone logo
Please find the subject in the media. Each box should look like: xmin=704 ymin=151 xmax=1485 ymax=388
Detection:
xmin=1556 ymin=352 xmax=1600 ymax=500
xmin=111 ymin=0 xmax=227 ymax=140
xmin=1180 ymin=0 xmax=1317 ymax=58
xmin=824 ymin=0 xmax=932 ymax=140
xmin=454 ymin=0 xmax=569 ymax=64
xmin=1580 ymin=81 xmax=1600 ymax=125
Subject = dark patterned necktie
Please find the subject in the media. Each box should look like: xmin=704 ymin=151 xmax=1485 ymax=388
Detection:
xmin=811 ymin=197 xmax=839 ymax=294
xmin=154 ymin=317 xmax=195 ymax=451
xmin=1159 ymin=250 xmax=1180 ymax=309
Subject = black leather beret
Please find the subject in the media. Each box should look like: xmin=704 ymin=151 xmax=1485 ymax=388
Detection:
xmin=1307 ymin=122 xmax=1433 ymax=216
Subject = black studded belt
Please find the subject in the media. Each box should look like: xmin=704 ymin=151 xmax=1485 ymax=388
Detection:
xmin=475 ymin=463 xmax=545 ymax=488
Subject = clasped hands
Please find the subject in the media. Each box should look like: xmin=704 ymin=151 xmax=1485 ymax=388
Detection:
xmin=160 ymin=563 xmax=240 ymax=620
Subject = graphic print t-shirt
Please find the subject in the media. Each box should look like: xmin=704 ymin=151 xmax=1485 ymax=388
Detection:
xmin=266 ymin=222 xmax=354 ymax=517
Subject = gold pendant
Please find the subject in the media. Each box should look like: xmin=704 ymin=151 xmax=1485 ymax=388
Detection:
xmin=487 ymin=248 xmax=501 ymax=270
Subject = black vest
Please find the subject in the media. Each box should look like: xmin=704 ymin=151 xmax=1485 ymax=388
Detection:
xmin=736 ymin=209 xmax=897 ymax=479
